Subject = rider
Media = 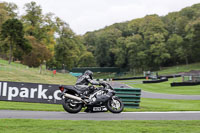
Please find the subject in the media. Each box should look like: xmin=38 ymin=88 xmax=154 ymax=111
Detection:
xmin=76 ymin=70 xmax=100 ymax=86
xmin=75 ymin=70 xmax=103 ymax=97
xmin=75 ymin=70 xmax=105 ymax=112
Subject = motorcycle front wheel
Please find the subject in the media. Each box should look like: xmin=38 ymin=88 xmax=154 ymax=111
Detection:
xmin=106 ymin=97 xmax=124 ymax=113
xmin=62 ymin=99 xmax=83 ymax=113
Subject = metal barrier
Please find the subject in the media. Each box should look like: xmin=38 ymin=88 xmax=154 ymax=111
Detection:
xmin=114 ymin=88 xmax=141 ymax=108
xmin=71 ymin=67 xmax=120 ymax=73
xmin=94 ymin=79 xmax=112 ymax=81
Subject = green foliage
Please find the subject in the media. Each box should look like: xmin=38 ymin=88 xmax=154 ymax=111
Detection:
xmin=185 ymin=18 xmax=200 ymax=62
xmin=2 ymin=1 xmax=200 ymax=71
xmin=1 ymin=18 xmax=31 ymax=64
xmin=83 ymin=3 xmax=200 ymax=71
xmin=78 ymin=51 xmax=96 ymax=67
xmin=22 ymin=1 xmax=42 ymax=27
xmin=0 ymin=2 xmax=18 ymax=30
xmin=54 ymin=20 xmax=83 ymax=70
xmin=22 ymin=36 xmax=51 ymax=67
xmin=95 ymin=28 xmax=122 ymax=67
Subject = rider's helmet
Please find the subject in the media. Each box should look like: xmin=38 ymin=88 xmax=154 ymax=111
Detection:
xmin=84 ymin=70 xmax=93 ymax=79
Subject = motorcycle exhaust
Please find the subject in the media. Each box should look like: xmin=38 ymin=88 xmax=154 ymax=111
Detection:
xmin=64 ymin=93 xmax=83 ymax=102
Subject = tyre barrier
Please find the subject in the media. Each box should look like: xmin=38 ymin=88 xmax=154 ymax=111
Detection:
xmin=159 ymin=74 xmax=182 ymax=79
xmin=143 ymin=78 xmax=168 ymax=83
xmin=171 ymin=82 xmax=200 ymax=87
xmin=114 ymin=88 xmax=141 ymax=108
xmin=113 ymin=77 xmax=146 ymax=81
xmin=94 ymin=79 xmax=112 ymax=81
xmin=112 ymin=74 xmax=181 ymax=81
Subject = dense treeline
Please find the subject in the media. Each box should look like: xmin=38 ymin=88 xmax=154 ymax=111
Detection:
xmin=0 ymin=1 xmax=200 ymax=72
xmin=83 ymin=3 xmax=200 ymax=72
xmin=0 ymin=1 xmax=95 ymax=70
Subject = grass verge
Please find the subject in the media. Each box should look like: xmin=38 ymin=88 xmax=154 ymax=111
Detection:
xmin=0 ymin=59 xmax=76 ymax=85
xmin=94 ymin=62 xmax=200 ymax=79
xmin=1 ymin=98 xmax=200 ymax=112
xmin=158 ymin=62 xmax=200 ymax=75
xmin=125 ymin=98 xmax=200 ymax=112
xmin=0 ymin=119 xmax=200 ymax=133
xmin=126 ymin=78 xmax=200 ymax=95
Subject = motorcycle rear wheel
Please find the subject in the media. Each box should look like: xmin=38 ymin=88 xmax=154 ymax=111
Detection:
xmin=106 ymin=97 xmax=124 ymax=113
xmin=62 ymin=99 xmax=83 ymax=113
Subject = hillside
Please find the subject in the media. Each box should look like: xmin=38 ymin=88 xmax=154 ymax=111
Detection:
xmin=158 ymin=62 xmax=200 ymax=75
xmin=0 ymin=59 xmax=76 ymax=85
xmin=93 ymin=62 xmax=200 ymax=79
xmin=1 ymin=2 xmax=200 ymax=72
xmin=1 ymin=58 xmax=200 ymax=83
xmin=83 ymin=3 xmax=200 ymax=72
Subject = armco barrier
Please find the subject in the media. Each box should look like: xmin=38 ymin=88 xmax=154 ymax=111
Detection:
xmin=71 ymin=67 xmax=120 ymax=73
xmin=114 ymin=88 xmax=141 ymax=108
xmin=113 ymin=74 xmax=182 ymax=81
xmin=0 ymin=81 xmax=141 ymax=108
xmin=94 ymin=79 xmax=112 ymax=81
xmin=113 ymin=77 xmax=146 ymax=80
xmin=171 ymin=81 xmax=200 ymax=87
xmin=143 ymin=78 xmax=168 ymax=83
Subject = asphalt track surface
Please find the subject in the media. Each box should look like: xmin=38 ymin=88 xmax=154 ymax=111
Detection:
xmin=0 ymin=81 xmax=200 ymax=120
xmin=1 ymin=110 xmax=200 ymax=120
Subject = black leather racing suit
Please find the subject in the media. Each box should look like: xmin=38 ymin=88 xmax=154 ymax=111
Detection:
xmin=75 ymin=74 xmax=100 ymax=96
xmin=76 ymin=74 xmax=99 ymax=86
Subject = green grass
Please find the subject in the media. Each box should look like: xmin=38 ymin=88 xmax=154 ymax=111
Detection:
xmin=0 ymin=101 xmax=64 ymax=111
xmin=133 ymin=98 xmax=200 ymax=112
xmin=93 ymin=62 xmax=200 ymax=79
xmin=1 ymin=59 xmax=200 ymax=112
xmin=0 ymin=59 xmax=76 ymax=85
xmin=158 ymin=62 xmax=200 ymax=75
xmin=126 ymin=78 xmax=200 ymax=95
xmin=0 ymin=119 xmax=200 ymax=133
xmin=1 ymin=98 xmax=200 ymax=112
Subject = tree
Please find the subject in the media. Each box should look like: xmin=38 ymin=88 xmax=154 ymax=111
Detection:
xmin=0 ymin=2 xmax=18 ymax=30
xmin=150 ymin=41 xmax=170 ymax=68
xmin=95 ymin=28 xmax=122 ymax=67
xmin=1 ymin=19 xmax=31 ymax=64
xmin=126 ymin=34 xmax=147 ymax=71
xmin=83 ymin=32 xmax=97 ymax=54
xmin=54 ymin=21 xmax=81 ymax=70
xmin=22 ymin=1 xmax=42 ymax=27
xmin=184 ymin=18 xmax=200 ymax=63
xmin=0 ymin=2 xmax=18 ymax=57
xmin=22 ymin=1 xmax=49 ymax=42
xmin=115 ymin=37 xmax=127 ymax=68
xmin=82 ymin=3 xmax=200 ymax=71
xmin=78 ymin=52 xmax=96 ymax=67
xmin=22 ymin=2 xmax=59 ymax=68
xmin=23 ymin=36 xmax=51 ymax=68
xmin=166 ymin=34 xmax=183 ymax=65
xmin=128 ymin=18 xmax=143 ymax=35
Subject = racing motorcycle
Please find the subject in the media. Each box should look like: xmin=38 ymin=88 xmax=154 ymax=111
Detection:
xmin=59 ymin=82 xmax=124 ymax=113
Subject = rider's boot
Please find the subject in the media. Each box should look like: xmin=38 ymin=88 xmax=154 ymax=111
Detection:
xmin=84 ymin=106 xmax=93 ymax=113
